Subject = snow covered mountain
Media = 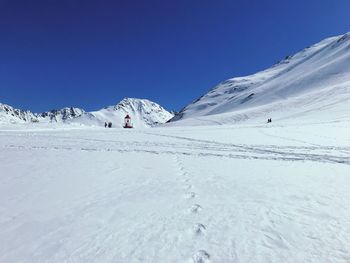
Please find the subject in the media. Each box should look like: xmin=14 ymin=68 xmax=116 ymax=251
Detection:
xmin=0 ymin=98 xmax=173 ymax=128
xmin=0 ymin=104 xmax=92 ymax=124
xmin=91 ymin=98 xmax=174 ymax=128
xmin=0 ymin=103 xmax=37 ymax=124
xmin=37 ymin=107 xmax=91 ymax=123
xmin=170 ymin=32 xmax=350 ymax=125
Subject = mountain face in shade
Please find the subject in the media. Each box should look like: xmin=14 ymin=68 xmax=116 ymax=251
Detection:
xmin=38 ymin=108 xmax=88 ymax=122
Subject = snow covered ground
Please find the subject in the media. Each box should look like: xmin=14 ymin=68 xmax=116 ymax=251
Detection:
xmin=0 ymin=119 xmax=349 ymax=262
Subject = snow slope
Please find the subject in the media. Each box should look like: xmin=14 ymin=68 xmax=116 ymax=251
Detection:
xmin=0 ymin=98 xmax=173 ymax=128
xmin=170 ymin=32 xmax=350 ymax=125
xmin=0 ymin=119 xmax=350 ymax=262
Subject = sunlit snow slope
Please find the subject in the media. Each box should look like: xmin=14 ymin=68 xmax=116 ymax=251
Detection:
xmin=170 ymin=32 xmax=350 ymax=126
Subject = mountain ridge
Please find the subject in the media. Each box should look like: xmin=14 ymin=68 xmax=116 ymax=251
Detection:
xmin=169 ymin=32 xmax=350 ymax=125
xmin=0 ymin=98 xmax=174 ymax=128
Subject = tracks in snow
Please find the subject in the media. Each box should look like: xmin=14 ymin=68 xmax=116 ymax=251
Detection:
xmin=143 ymin=131 xmax=350 ymax=165
xmin=174 ymin=155 xmax=211 ymax=262
xmin=1 ymin=130 xmax=350 ymax=165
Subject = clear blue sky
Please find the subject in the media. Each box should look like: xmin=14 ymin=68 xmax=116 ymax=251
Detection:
xmin=0 ymin=0 xmax=349 ymax=112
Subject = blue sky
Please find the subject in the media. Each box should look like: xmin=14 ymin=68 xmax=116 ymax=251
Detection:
xmin=0 ymin=0 xmax=349 ymax=112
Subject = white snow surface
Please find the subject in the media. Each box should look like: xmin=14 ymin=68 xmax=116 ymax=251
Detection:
xmin=1 ymin=118 xmax=350 ymax=262
xmin=0 ymin=98 xmax=174 ymax=128
xmin=170 ymin=32 xmax=350 ymax=126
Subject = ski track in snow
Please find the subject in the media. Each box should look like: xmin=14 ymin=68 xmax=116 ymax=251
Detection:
xmin=0 ymin=123 xmax=350 ymax=262
xmin=1 ymin=129 xmax=349 ymax=166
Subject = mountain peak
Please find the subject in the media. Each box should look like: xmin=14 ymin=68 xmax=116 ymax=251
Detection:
xmin=97 ymin=98 xmax=174 ymax=127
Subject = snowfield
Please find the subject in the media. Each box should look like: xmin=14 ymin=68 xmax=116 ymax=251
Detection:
xmin=1 ymin=119 xmax=350 ymax=262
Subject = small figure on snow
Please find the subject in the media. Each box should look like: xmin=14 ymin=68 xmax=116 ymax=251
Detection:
xmin=123 ymin=114 xmax=133 ymax=128
xmin=108 ymin=122 xmax=112 ymax=128
xmin=267 ymin=118 xmax=272 ymax=123
xmin=104 ymin=122 xmax=107 ymax=128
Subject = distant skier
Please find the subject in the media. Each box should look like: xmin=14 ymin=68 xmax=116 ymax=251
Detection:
xmin=104 ymin=122 xmax=107 ymax=128
xmin=108 ymin=122 xmax=112 ymax=128
xmin=267 ymin=118 xmax=272 ymax=123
